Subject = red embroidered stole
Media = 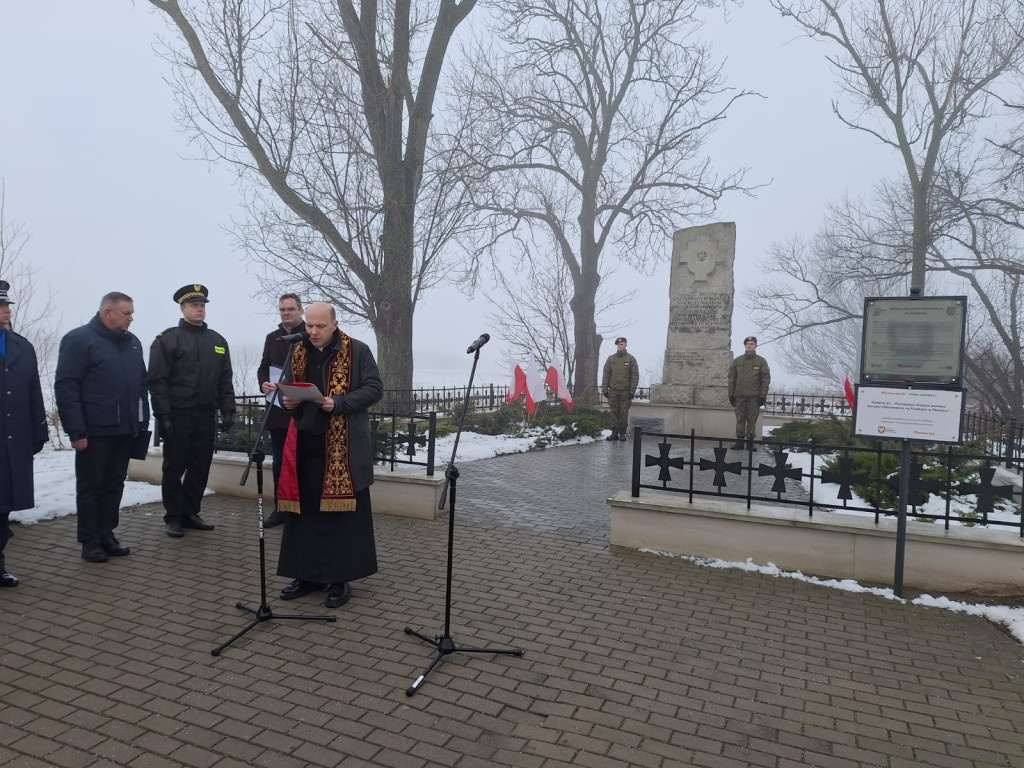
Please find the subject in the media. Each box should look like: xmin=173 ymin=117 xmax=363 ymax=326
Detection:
xmin=277 ymin=334 xmax=356 ymax=513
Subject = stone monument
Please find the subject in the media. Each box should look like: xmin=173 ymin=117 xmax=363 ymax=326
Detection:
xmin=650 ymin=221 xmax=734 ymax=407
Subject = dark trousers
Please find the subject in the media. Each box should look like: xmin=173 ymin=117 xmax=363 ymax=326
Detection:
xmin=608 ymin=391 xmax=632 ymax=432
xmin=269 ymin=427 xmax=288 ymax=512
xmin=734 ymin=397 xmax=761 ymax=439
xmin=0 ymin=511 xmax=9 ymax=572
xmin=75 ymin=434 xmax=134 ymax=543
xmin=161 ymin=409 xmax=216 ymax=523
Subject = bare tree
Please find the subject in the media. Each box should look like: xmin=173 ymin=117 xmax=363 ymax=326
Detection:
xmin=456 ymin=0 xmax=751 ymax=400
xmin=483 ymin=240 xmax=634 ymax=388
xmin=148 ymin=0 xmax=479 ymax=395
xmin=770 ymin=0 xmax=1024 ymax=292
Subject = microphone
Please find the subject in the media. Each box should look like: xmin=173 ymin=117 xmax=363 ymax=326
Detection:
xmin=278 ymin=331 xmax=309 ymax=343
xmin=466 ymin=333 xmax=490 ymax=354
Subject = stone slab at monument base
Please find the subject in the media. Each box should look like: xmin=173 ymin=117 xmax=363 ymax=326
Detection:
xmin=608 ymin=491 xmax=1024 ymax=594
xmin=628 ymin=401 xmax=794 ymax=440
xmin=128 ymin=451 xmax=448 ymax=521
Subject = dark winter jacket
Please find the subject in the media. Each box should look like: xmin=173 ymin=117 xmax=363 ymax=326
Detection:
xmin=148 ymin=320 xmax=235 ymax=416
xmin=54 ymin=315 xmax=149 ymax=442
xmin=602 ymin=350 xmax=639 ymax=394
xmin=0 ymin=329 xmax=47 ymax=512
xmin=728 ymin=352 xmax=771 ymax=399
xmin=257 ymin=320 xmax=306 ymax=430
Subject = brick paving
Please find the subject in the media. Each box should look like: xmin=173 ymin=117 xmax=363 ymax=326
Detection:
xmin=0 ymin=438 xmax=1022 ymax=767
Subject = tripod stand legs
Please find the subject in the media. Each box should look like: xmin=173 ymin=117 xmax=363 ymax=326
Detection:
xmin=404 ymin=627 xmax=524 ymax=696
xmin=212 ymin=601 xmax=337 ymax=656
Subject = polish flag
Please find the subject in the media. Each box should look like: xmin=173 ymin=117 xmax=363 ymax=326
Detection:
xmin=505 ymin=352 xmax=527 ymax=403
xmin=545 ymin=353 xmax=574 ymax=411
xmin=833 ymin=361 xmax=855 ymax=412
xmin=524 ymin=350 xmax=547 ymax=415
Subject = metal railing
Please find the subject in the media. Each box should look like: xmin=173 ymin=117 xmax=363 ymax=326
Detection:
xmin=630 ymin=429 xmax=1024 ymax=536
xmin=202 ymin=395 xmax=437 ymax=475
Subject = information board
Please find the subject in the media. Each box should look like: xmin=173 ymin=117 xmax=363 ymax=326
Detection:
xmin=860 ymin=296 xmax=966 ymax=384
xmin=852 ymin=385 xmax=964 ymax=444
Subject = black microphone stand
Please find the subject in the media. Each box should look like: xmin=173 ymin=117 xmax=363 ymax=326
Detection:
xmin=211 ymin=337 xmax=336 ymax=656
xmin=403 ymin=341 xmax=523 ymax=695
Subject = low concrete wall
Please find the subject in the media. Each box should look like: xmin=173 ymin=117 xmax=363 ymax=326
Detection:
xmin=608 ymin=491 xmax=1024 ymax=594
xmin=128 ymin=450 xmax=447 ymax=520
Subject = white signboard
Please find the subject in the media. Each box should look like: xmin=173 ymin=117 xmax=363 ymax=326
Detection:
xmin=853 ymin=386 xmax=964 ymax=444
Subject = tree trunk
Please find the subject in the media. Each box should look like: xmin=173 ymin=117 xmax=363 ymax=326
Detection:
xmin=570 ymin=268 xmax=601 ymax=403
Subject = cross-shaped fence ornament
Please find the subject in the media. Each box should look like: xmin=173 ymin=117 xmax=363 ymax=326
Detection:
xmin=757 ymin=451 xmax=804 ymax=494
xmin=644 ymin=442 xmax=687 ymax=483
xmin=394 ymin=419 xmax=427 ymax=458
xmin=821 ymin=456 xmax=871 ymax=500
xmin=955 ymin=465 xmax=1015 ymax=516
xmin=884 ymin=461 xmax=944 ymax=508
xmin=698 ymin=446 xmax=743 ymax=488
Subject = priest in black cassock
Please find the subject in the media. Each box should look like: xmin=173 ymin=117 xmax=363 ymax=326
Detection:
xmin=275 ymin=302 xmax=383 ymax=609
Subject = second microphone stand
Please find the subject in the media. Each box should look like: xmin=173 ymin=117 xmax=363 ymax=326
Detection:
xmin=403 ymin=341 xmax=523 ymax=695
xmin=211 ymin=337 xmax=336 ymax=656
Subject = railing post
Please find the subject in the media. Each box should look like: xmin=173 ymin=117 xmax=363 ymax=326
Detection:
xmin=631 ymin=428 xmax=642 ymax=497
xmin=1007 ymin=417 xmax=1017 ymax=470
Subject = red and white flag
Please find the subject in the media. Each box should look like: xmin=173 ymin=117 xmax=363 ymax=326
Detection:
xmin=833 ymin=361 xmax=855 ymax=412
xmin=545 ymin=353 xmax=574 ymax=411
xmin=505 ymin=352 xmax=527 ymax=404
xmin=524 ymin=350 xmax=547 ymax=415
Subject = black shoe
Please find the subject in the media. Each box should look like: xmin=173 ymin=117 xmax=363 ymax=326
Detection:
xmin=606 ymin=430 xmax=619 ymax=441
xmin=0 ymin=572 xmax=18 ymax=588
xmin=165 ymin=521 xmax=184 ymax=538
xmin=325 ymin=582 xmax=351 ymax=609
xmin=100 ymin=534 xmax=131 ymax=557
xmin=182 ymin=515 xmax=215 ymax=531
xmin=82 ymin=541 xmax=109 ymax=563
xmin=618 ymin=431 xmax=627 ymax=441
xmin=280 ymin=579 xmax=322 ymax=601
xmin=730 ymin=440 xmax=746 ymax=450
xmin=264 ymin=509 xmax=286 ymax=528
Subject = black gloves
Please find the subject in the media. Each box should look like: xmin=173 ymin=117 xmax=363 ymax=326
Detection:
xmin=158 ymin=416 xmax=173 ymax=440
xmin=220 ymin=412 xmax=235 ymax=433
xmin=728 ymin=395 xmax=737 ymax=406
xmin=33 ymin=439 xmax=46 ymax=455
xmin=758 ymin=397 xmax=767 ymax=407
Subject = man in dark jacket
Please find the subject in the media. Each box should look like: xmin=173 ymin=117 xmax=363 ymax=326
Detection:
xmin=0 ymin=280 xmax=47 ymax=587
xmin=56 ymin=292 xmax=150 ymax=562
xmin=148 ymin=284 xmax=236 ymax=538
xmin=602 ymin=336 xmax=639 ymax=441
xmin=256 ymin=293 xmax=305 ymax=528
xmin=275 ymin=302 xmax=382 ymax=609
xmin=727 ymin=336 xmax=771 ymax=450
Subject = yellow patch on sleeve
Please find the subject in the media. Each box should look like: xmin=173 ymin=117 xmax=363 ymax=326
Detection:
xmin=214 ymin=346 xmax=226 ymax=354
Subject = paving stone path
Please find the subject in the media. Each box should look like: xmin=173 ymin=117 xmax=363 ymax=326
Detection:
xmin=0 ymin=439 xmax=1021 ymax=767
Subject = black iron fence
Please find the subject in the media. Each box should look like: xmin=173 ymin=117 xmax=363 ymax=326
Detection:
xmin=378 ymin=384 xmax=653 ymax=413
xmin=630 ymin=429 xmax=1023 ymax=536
xmin=191 ymin=395 xmax=438 ymax=475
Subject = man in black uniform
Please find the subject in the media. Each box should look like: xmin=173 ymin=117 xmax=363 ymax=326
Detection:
xmin=0 ymin=280 xmax=47 ymax=587
xmin=257 ymin=293 xmax=305 ymax=528
xmin=148 ymin=284 xmax=236 ymax=538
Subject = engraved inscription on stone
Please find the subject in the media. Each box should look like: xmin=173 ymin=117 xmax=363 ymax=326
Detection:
xmin=668 ymin=294 xmax=732 ymax=334
xmin=629 ymin=417 xmax=665 ymax=435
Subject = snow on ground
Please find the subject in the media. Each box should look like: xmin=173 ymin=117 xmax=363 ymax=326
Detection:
xmin=12 ymin=439 xmax=1024 ymax=646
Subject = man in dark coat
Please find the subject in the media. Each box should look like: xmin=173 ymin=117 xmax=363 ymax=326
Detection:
xmin=55 ymin=292 xmax=149 ymax=562
xmin=148 ymin=284 xmax=236 ymax=538
xmin=275 ymin=302 xmax=382 ymax=609
xmin=0 ymin=280 xmax=47 ymax=587
xmin=256 ymin=292 xmax=305 ymax=528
